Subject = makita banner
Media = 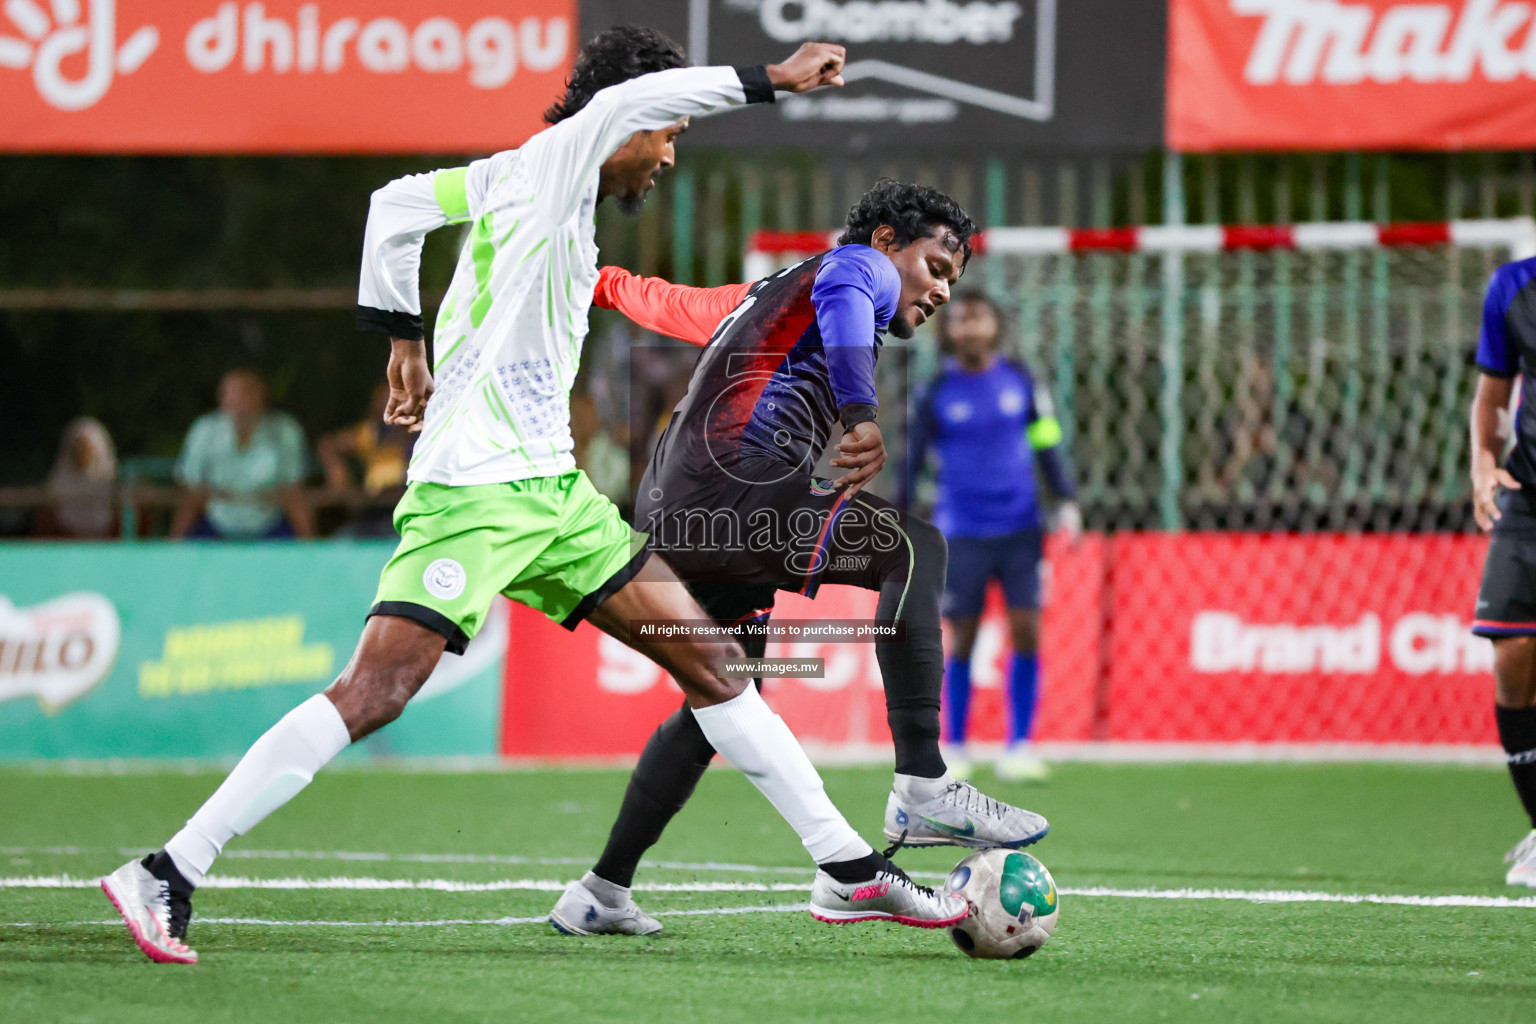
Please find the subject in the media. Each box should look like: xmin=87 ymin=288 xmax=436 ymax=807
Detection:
xmin=579 ymin=0 xmax=1164 ymax=152
xmin=1170 ymin=0 xmax=1536 ymax=150
xmin=501 ymin=533 xmax=1498 ymax=757
xmin=0 ymin=0 xmax=574 ymax=152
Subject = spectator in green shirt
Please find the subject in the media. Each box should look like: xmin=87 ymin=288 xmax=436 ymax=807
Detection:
xmin=170 ymin=369 xmax=315 ymax=540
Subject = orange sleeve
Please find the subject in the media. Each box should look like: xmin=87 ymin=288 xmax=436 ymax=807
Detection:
xmin=593 ymin=265 xmax=753 ymax=347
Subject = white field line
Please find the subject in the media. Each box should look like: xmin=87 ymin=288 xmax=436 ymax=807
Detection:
xmin=2 ymin=875 xmax=811 ymax=893
xmin=1064 ymin=886 xmax=1536 ymax=909
xmin=3 ymin=905 xmax=810 ymax=929
xmin=0 ymin=846 xmax=818 ymax=877
xmin=9 ymin=743 xmax=1507 ymax=773
xmin=5 ymin=874 xmax=1536 ymax=909
xmin=800 ymin=742 xmax=1507 ymax=766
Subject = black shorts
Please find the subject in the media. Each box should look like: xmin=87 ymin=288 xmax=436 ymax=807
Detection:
xmin=640 ymin=457 xmax=911 ymax=599
xmin=685 ymin=579 xmax=779 ymax=660
xmin=1474 ymin=490 xmax=1536 ymax=637
xmin=944 ymin=528 xmax=1044 ymax=618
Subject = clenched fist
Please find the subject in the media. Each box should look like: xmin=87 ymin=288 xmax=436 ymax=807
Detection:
xmin=766 ymin=42 xmax=846 ymax=93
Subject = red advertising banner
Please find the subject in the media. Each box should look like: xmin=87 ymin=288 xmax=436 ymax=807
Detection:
xmin=501 ymin=533 xmax=1497 ymax=758
xmin=500 ymin=536 xmax=1105 ymax=758
xmin=1169 ymin=0 xmax=1536 ymax=151
xmin=0 ymin=0 xmax=574 ymax=152
xmin=1104 ymin=533 xmax=1495 ymax=743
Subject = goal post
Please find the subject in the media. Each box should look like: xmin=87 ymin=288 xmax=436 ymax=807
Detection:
xmin=738 ymin=219 xmax=1532 ymax=752
xmin=746 ymin=218 xmax=1536 ymax=533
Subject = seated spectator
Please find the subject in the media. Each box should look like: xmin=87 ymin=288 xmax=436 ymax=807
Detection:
xmin=170 ymin=369 xmax=314 ymax=540
xmin=317 ymin=382 xmax=413 ymax=537
xmin=43 ymin=417 xmax=117 ymax=538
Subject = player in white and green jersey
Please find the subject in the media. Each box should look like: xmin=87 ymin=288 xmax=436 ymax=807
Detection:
xmin=101 ymin=27 xmax=966 ymax=966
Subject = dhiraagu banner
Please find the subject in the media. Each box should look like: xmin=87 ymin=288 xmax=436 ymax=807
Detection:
xmin=0 ymin=542 xmax=504 ymax=760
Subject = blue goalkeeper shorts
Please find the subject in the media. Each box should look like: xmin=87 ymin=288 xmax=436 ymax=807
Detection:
xmin=942 ymin=528 xmax=1044 ymax=619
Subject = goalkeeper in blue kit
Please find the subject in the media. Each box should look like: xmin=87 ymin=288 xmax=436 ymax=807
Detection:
xmin=909 ymin=291 xmax=1080 ymax=782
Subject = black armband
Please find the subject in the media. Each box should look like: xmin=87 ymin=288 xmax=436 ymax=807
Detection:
xmin=357 ymin=305 xmax=424 ymax=341
xmin=735 ymin=65 xmax=776 ymax=105
xmin=839 ymin=403 xmax=878 ymax=431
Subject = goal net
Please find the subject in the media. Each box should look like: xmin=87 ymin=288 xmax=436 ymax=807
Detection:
xmin=740 ymin=220 xmax=1536 ymax=751
xmin=747 ymin=219 xmax=1536 ymax=533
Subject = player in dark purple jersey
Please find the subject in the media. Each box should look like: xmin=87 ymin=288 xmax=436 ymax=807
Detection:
xmin=1470 ymin=254 xmax=1536 ymax=887
xmin=549 ymin=180 xmax=1051 ymax=936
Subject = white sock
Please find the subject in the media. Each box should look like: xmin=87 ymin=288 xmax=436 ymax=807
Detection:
xmin=690 ymin=686 xmax=872 ymax=865
xmin=894 ymin=772 xmax=955 ymax=804
xmin=164 ymin=694 xmax=351 ymax=886
xmin=582 ymin=870 xmax=630 ymax=910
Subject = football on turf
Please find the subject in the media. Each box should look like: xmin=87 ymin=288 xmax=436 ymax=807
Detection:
xmin=943 ymin=848 xmax=1059 ymax=959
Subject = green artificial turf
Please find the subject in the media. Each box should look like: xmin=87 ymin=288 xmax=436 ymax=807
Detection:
xmin=2 ymin=762 xmax=1533 ymax=1024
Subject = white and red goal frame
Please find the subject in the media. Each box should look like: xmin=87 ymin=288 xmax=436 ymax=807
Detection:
xmin=733 ymin=217 xmax=1536 ymax=760
xmin=744 ymin=218 xmax=1536 ymax=279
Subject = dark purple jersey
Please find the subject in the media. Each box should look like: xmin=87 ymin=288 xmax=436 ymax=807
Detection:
xmin=1477 ymin=255 xmax=1536 ymax=489
xmin=637 ymin=244 xmax=899 ymax=519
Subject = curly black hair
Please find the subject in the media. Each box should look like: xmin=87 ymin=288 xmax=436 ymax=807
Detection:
xmin=836 ymin=179 xmax=978 ymax=264
xmin=543 ymin=26 xmax=689 ymax=125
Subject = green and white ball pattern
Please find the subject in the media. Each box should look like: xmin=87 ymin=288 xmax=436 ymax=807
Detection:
xmin=944 ymin=848 xmax=1059 ymax=959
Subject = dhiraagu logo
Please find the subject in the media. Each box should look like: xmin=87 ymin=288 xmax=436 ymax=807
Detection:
xmin=0 ymin=0 xmax=158 ymax=110
xmin=0 ymin=1 xmax=571 ymax=112
xmin=137 ymin=615 xmax=334 ymax=698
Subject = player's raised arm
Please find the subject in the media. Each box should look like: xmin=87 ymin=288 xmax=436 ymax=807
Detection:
xmin=522 ymin=42 xmax=845 ymax=225
xmin=593 ymin=265 xmax=753 ymax=346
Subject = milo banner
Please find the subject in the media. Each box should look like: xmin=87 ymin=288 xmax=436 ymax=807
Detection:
xmin=0 ymin=542 xmax=504 ymax=760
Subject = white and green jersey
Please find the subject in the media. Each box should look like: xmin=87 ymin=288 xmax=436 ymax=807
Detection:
xmin=357 ymin=65 xmax=775 ymax=486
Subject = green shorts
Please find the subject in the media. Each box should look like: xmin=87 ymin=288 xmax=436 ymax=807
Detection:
xmin=370 ymin=471 xmax=649 ymax=653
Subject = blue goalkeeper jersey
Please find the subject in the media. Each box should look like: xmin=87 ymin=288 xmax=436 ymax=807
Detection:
xmin=1476 ymin=255 xmax=1536 ymax=490
xmin=909 ymin=356 xmax=1076 ymax=539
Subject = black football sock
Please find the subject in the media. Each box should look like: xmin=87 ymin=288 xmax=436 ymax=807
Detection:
xmin=1496 ymin=704 xmax=1536 ymax=830
xmin=820 ymin=504 xmax=948 ymax=778
xmin=874 ymin=517 xmax=948 ymax=779
xmin=879 ymin=625 xmax=947 ymax=778
xmin=592 ymin=701 xmax=717 ymax=889
xmin=145 ymin=849 xmax=195 ymax=896
xmin=144 ymin=849 xmax=195 ymax=940
xmin=818 ymin=851 xmax=884 ymax=884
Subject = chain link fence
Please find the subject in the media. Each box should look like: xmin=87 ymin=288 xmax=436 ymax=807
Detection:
xmin=750 ymin=221 xmax=1534 ymax=533
xmin=1009 ymin=244 xmax=1508 ymax=530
